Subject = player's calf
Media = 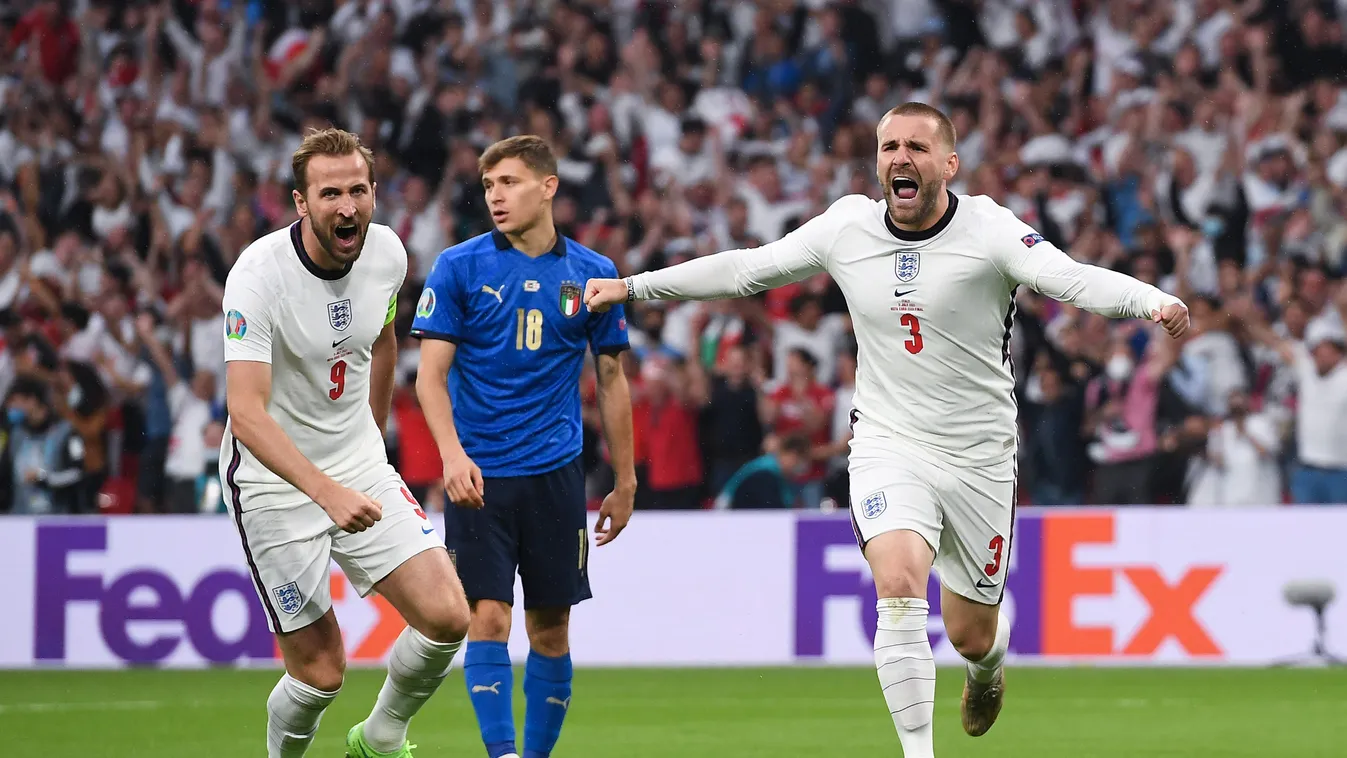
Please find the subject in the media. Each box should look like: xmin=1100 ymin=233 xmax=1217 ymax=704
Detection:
xmin=359 ymin=548 xmax=471 ymax=754
xmin=942 ymin=594 xmax=1011 ymax=737
xmin=523 ymin=608 xmax=573 ymax=758
xmin=269 ymin=673 xmax=341 ymax=758
xmin=863 ymin=530 xmax=937 ymax=758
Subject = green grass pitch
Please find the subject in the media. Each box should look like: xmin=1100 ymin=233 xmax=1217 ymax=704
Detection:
xmin=3 ymin=666 xmax=1342 ymax=756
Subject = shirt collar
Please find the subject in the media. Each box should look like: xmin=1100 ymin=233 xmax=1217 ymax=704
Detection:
xmin=491 ymin=228 xmax=568 ymax=256
xmin=883 ymin=190 xmax=959 ymax=242
xmin=291 ymin=221 xmax=352 ymax=281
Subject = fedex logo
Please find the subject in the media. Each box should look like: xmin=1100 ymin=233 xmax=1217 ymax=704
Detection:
xmin=35 ymin=524 xmax=273 ymax=664
xmin=794 ymin=513 xmax=1224 ymax=659
xmin=33 ymin=524 xmax=408 ymax=665
xmin=1041 ymin=514 xmax=1222 ymax=657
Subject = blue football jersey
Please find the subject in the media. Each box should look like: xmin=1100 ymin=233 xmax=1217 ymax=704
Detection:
xmin=410 ymin=230 xmax=629 ymax=477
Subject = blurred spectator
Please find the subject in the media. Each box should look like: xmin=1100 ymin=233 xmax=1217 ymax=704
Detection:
xmin=1023 ymin=356 xmax=1086 ymax=506
xmin=633 ymin=355 xmax=707 ymax=510
xmin=714 ymin=433 xmax=812 ymax=510
xmin=1083 ymin=332 xmax=1178 ymax=505
xmin=772 ymin=294 xmax=849 ymax=386
xmin=700 ymin=343 xmax=767 ymax=495
xmin=764 ymin=347 xmax=834 ymax=509
xmin=5 ymin=376 xmax=83 ymax=514
xmin=1190 ymin=388 xmax=1283 ymax=507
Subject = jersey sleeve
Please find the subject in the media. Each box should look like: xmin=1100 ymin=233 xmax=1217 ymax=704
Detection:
xmin=587 ymin=257 xmax=630 ymax=355
xmin=221 ymin=264 xmax=277 ymax=364
xmin=983 ymin=201 xmax=1182 ymax=320
xmin=630 ymin=195 xmax=854 ymax=301
xmin=410 ymin=254 xmax=465 ymax=342
xmin=385 ymin=227 xmax=409 ymax=327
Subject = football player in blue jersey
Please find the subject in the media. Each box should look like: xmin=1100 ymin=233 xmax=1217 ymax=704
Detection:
xmin=411 ymin=135 xmax=635 ymax=758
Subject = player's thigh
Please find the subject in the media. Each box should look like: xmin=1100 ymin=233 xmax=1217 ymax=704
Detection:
xmin=373 ymin=538 xmax=470 ymax=643
xmin=931 ymin=458 xmax=1016 ymax=608
xmin=517 ymin=456 xmax=591 ymax=611
xmin=276 ymin=608 xmax=347 ymax=692
xmin=444 ymin=472 xmax=520 ymax=605
xmin=235 ymin=500 xmax=337 ymax=636
xmin=331 ymin=479 xmax=446 ymax=599
xmin=848 ymin=457 xmax=941 ymax=598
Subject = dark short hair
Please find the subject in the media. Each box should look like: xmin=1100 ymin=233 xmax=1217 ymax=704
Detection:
xmin=478 ymin=135 xmax=558 ymax=179
xmin=881 ymin=102 xmax=958 ymax=151
xmin=291 ymin=128 xmax=375 ymax=194
xmin=779 ymin=433 xmax=812 ymax=457
xmin=8 ymin=376 xmax=47 ymax=404
xmin=59 ymin=302 xmax=90 ymax=331
xmin=789 ymin=347 xmax=819 ymax=369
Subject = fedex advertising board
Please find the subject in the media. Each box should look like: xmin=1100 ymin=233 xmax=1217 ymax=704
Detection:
xmin=2 ymin=509 xmax=1344 ymax=668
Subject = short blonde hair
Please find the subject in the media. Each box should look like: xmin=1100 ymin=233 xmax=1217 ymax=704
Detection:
xmin=291 ymin=128 xmax=375 ymax=193
xmin=478 ymin=135 xmax=558 ymax=178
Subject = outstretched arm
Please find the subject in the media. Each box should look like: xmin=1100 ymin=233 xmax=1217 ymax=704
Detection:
xmin=991 ymin=213 xmax=1189 ymax=338
xmin=585 ymin=197 xmax=850 ymax=310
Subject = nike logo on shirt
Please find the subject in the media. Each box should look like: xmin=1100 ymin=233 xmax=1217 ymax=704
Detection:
xmin=332 ymin=336 xmax=352 ymax=348
xmin=895 ymin=289 xmax=916 ymax=298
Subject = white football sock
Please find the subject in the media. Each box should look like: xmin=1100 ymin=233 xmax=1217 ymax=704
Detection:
xmin=875 ymin=598 xmax=936 ymax=758
xmin=267 ymin=673 xmax=339 ymax=758
xmin=964 ymin=610 xmax=1010 ymax=683
xmin=363 ymin=626 xmax=465 ymax=753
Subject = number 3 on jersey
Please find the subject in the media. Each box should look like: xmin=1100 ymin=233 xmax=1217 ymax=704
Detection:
xmin=900 ymin=314 xmax=924 ymax=354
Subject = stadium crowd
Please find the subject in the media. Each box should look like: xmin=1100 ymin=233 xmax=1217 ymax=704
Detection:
xmin=2 ymin=0 xmax=1346 ymax=516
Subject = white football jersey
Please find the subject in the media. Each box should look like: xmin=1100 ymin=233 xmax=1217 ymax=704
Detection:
xmin=220 ymin=222 xmax=407 ymax=508
xmin=632 ymin=193 xmax=1180 ymax=467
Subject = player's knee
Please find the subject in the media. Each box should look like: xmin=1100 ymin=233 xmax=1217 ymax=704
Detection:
xmin=422 ymin=601 xmax=471 ymax=644
xmin=292 ymin=655 xmax=345 ymax=694
xmin=469 ymin=600 xmax=512 ymax=642
xmin=525 ymin=608 xmax=570 ymax=657
xmin=944 ymin=616 xmax=996 ymax=661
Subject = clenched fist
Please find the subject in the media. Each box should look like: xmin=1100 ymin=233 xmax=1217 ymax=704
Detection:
xmin=583 ymin=278 xmax=628 ymax=313
xmin=1151 ymin=302 xmax=1190 ymax=339
xmin=317 ymin=485 xmax=383 ymax=533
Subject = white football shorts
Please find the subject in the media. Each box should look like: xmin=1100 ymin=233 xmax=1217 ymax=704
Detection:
xmin=847 ymin=424 xmax=1017 ymax=606
xmin=228 ymin=472 xmax=444 ymax=634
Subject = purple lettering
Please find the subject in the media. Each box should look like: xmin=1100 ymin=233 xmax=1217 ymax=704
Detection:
xmin=101 ymin=571 xmax=185 ymax=663
xmin=185 ymin=571 xmax=273 ymax=662
xmin=32 ymin=522 xmax=277 ymax=665
xmin=34 ymin=524 xmax=107 ymax=660
xmin=793 ymin=514 xmax=1047 ymax=657
xmin=794 ymin=518 xmax=876 ymax=656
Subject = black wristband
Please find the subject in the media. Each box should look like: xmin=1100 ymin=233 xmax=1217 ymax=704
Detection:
xmin=625 ymin=276 xmax=635 ymax=303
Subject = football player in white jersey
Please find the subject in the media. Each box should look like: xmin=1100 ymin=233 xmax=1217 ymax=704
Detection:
xmin=584 ymin=103 xmax=1189 ymax=756
xmin=220 ymin=128 xmax=470 ymax=758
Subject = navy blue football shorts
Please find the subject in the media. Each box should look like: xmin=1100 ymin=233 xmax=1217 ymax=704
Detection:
xmin=444 ymin=455 xmax=591 ymax=610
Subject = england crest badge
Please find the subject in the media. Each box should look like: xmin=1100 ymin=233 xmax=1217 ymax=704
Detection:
xmin=895 ymin=252 xmax=920 ymax=283
xmin=273 ymin=582 xmax=303 ymax=615
xmin=328 ymin=299 xmax=353 ymax=331
xmin=559 ymin=281 xmax=582 ymax=317
xmin=862 ymin=491 xmax=888 ymax=519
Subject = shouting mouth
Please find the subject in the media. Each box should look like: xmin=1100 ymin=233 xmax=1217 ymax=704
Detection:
xmin=890 ymin=176 xmax=920 ymax=201
xmin=334 ymin=221 xmax=359 ymax=247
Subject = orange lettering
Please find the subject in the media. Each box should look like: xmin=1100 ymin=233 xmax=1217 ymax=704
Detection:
xmin=352 ymin=592 xmax=404 ymax=660
xmin=1042 ymin=514 xmax=1115 ymax=655
xmin=1121 ymin=567 xmax=1222 ymax=656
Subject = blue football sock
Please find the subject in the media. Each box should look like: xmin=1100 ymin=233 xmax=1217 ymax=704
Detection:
xmin=464 ymin=641 xmax=516 ymax=758
xmin=522 ymin=650 xmax=573 ymax=758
